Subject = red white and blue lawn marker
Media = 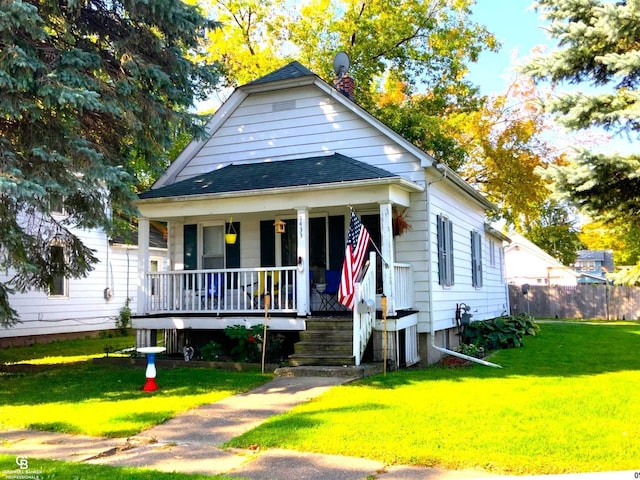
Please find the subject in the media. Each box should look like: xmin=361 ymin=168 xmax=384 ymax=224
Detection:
xmin=136 ymin=347 xmax=166 ymax=391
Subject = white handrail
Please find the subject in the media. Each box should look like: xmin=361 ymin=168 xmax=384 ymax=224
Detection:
xmin=352 ymin=252 xmax=377 ymax=365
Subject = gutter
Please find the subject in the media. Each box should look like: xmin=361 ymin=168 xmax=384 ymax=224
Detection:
xmin=426 ymin=163 xmax=502 ymax=368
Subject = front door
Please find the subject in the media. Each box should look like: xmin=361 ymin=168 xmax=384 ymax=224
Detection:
xmin=201 ymin=225 xmax=225 ymax=269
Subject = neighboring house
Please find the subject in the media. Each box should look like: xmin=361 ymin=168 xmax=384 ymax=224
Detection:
xmin=504 ymin=233 xmax=579 ymax=287
xmin=574 ymin=250 xmax=614 ymax=284
xmin=133 ymin=62 xmax=510 ymax=367
xmin=0 ymin=219 xmax=167 ymax=347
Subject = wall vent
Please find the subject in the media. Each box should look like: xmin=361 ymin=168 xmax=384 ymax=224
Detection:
xmin=272 ymin=100 xmax=296 ymax=112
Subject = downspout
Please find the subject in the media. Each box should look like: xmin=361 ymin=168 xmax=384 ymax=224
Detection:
xmin=427 ymin=163 xmax=501 ymax=368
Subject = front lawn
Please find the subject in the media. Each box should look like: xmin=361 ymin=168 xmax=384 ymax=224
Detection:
xmin=226 ymin=321 xmax=640 ymax=475
xmin=0 ymin=335 xmax=270 ymax=437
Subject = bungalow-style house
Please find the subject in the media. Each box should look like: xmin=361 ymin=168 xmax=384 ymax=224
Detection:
xmin=504 ymin=233 xmax=579 ymax=287
xmin=133 ymin=61 xmax=510 ymax=367
xmin=0 ymin=220 xmax=167 ymax=347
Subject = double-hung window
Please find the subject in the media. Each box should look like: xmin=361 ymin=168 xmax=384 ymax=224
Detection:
xmin=471 ymin=230 xmax=483 ymax=288
xmin=49 ymin=244 xmax=68 ymax=297
xmin=436 ymin=214 xmax=454 ymax=286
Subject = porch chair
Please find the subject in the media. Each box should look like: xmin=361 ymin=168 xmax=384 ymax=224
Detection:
xmin=201 ymin=272 xmax=224 ymax=309
xmin=251 ymin=271 xmax=280 ymax=308
xmin=314 ymin=269 xmax=342 ymax=311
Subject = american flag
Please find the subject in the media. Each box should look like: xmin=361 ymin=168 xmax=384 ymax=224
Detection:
xmin=338 ymin=210 xmax=371 ymax=310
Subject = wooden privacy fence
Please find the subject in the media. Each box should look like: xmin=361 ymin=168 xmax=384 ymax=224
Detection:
xmin=509 ymin=284 xmax=640 ymax=320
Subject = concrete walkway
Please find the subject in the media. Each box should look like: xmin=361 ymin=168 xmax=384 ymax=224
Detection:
xmin=0 ymin=376 xmax=632 ymax=479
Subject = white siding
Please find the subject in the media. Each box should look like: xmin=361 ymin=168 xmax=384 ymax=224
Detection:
xmin=175 ymin=86 xmax=422 ymax=184
xmin=427 ymin=179 xmax=509 ymax=333
xmin=0 ymin=227 xmax=166 ymax=339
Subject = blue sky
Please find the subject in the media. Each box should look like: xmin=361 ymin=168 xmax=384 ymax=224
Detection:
xmin=468 ymin=0 xmax=636 ymax=154
xmin=467 ymin=0 xmax=549 ymax=95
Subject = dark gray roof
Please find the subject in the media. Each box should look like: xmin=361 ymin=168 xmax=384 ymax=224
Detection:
xmin=576 ymin=249 xmax=615 ymax=271
xmin=139 ymin=153 xmax=397 ymax=200
xmin=577 ymin=250 xmax=605 ymax=261
xmin=244 ymin=61 xmax=316 ymax=86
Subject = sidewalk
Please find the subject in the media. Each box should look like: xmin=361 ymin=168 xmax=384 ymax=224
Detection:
xmin=0 ymin=376 xmax=632 ymax=479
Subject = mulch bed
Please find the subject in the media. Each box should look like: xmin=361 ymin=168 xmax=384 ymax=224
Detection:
xmin=437 ymin=356 xmax=472 ymax=368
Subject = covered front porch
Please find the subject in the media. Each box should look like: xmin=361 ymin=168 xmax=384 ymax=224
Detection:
xmin=133 ymin=156 xmax=424 ymax=366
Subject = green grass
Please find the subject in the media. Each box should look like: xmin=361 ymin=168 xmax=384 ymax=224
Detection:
xmin=226 ymin=322 xmax=640 ymax=475
xmin=0 ymin=335 xmax=271 ymax=437
xmin=0 ymin=454 xmax=239 ymax=480
xmin=0 ymin=333 xmax=137 ymax=365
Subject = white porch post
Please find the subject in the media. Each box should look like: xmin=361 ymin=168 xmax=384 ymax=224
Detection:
xmin=137 ymin=217 xmax=150 ymax=316
xmin=296 ymin=208 xmax=310 ymax=316
xmin=380 ymin=203 xmax=395 ymax=316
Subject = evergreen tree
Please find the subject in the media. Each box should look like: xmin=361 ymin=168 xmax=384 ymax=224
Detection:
xmin=524 ymin=0 xmax=640 ymax=226
xmin=0 ymin=0 xmax=219 ymax=325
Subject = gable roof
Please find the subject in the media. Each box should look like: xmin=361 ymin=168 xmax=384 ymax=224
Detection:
xmin=245 ymin=61 xmax=316 ymax=86
xmin=139 ymin=153 xmax=402 ymax=200
xmin=148 ymin=61 xmax=496 ymax=212
xmin=153 ymin=61 xmax=437 ymax=190
xmin=505 ymin=233 xmax=569 ymax=268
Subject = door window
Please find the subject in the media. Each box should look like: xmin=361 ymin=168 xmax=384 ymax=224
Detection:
xmin=202 ymin=225 xmax=224 ymax=269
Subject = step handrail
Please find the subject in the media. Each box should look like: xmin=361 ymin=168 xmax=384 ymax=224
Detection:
xmin=353 ymin=252 xmax=376 ymax=365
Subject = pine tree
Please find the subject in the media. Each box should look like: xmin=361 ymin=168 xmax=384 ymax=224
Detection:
xmin=0 ymin=0 xmax=219 ymax=325
xmin=524 ymin=0 xmax=640 ymax=226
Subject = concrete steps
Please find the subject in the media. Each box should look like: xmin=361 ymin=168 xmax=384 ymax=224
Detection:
xmin=288 ymin=317 xmax=355 ymax=367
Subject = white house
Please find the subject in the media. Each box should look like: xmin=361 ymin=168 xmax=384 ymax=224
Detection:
xmin=133 ymin=62 xmax=510 ymax=367
xmin=504 ymin=233 xmax=579 ymax=287
xmin=0 ymin=220 xmax=167 ymax=347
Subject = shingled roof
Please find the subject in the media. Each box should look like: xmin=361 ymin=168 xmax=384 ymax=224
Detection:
xmin=139 ymin=153 xmax=398 ymax=200
xmin=244 ymin=61 xmax=316 ymax=86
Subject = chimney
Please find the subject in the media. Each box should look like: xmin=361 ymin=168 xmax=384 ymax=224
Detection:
xmin=334 ymin=74 xmax=355 ymax=101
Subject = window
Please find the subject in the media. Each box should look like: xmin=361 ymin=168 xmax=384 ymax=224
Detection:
xmin=488 ymin=238 xmax=496 ymax=267
xmin=49 ymin=244 xmax=67 ymax=297
xmin=471 ymin=231 xmax=483 ymax=288
xmin=436 ymin=214 xmax=454 ymax=286
xmin=50 ymin=194 xmax=65 ymax=215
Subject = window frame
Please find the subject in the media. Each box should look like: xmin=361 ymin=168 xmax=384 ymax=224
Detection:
xmin=436 ymin=214 xmax=455 ymax=287
xmin=49 ymin=244 xmax=68 ymax=297
xmin=471 ymin=230 xmax=483 ymax=288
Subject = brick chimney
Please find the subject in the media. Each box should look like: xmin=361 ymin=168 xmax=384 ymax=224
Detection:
xmin=334 ymin=74 xmax=355 ymax=101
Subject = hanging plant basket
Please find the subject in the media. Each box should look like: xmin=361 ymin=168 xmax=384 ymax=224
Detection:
xmin=392 ymin=208 xmax=412 ymax=236
xmin=225 ymin=218 xmax=237 ymax=244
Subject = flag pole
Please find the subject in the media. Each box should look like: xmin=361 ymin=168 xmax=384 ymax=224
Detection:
xmin=381 ymin=294 xmax=388 ymax=376
xmin=261 ymin=294 xmax=270 ymax=374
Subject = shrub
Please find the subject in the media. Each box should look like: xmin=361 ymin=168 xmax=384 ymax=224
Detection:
xmin=114 ymin=298 xmax=131 ymax=335
xmin=456 ymin=343 xmax=485 ymax=358
xmin=225 ymin=324 xmax=265 ymax=362
xmin=462 ymin=313 xmax=538 ymax=350
xmin=200 ymin=340 xmax=224 ymax=361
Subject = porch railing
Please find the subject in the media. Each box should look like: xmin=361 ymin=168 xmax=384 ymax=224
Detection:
xmin=392 ymin=263 xmax=413 ymax=311
xmin=145 ymin=267 xmax=298 ymax=314
xmin=353 ymin=252 xmax=377 ymax=366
